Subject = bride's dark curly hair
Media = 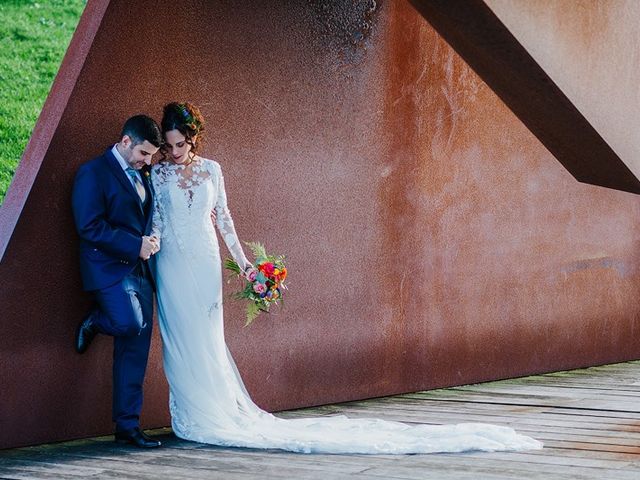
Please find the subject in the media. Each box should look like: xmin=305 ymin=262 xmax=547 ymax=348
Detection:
xmin=161 ymin=101 xmax=206 ymax=158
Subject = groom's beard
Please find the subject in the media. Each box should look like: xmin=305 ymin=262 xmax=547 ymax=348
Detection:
xmin=123 ymin=147 xmax=145 ymax=170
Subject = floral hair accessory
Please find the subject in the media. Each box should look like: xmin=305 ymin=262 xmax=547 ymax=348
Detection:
xmin=179 ymin=104 xmax=201 ymax=133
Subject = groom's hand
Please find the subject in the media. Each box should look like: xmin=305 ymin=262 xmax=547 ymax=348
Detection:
xmin=139 ymin=236 xmax=157 ymax=260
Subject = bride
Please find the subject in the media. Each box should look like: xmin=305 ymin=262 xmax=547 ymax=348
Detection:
xmin=150 ymin=102 xmax=542 ymax=454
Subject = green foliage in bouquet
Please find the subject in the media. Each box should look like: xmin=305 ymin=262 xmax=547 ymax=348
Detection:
xmin=225 ymin=242 xmax=287 ymax=326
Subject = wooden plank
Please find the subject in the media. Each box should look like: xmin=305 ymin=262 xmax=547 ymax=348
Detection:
xmin=301 ymin=407 xmax=640 ymax=437
xmin=329 ymin=401 xmax=640 ymax=423
xmin=403 ymin=391 xmax=640 ymax=412
xmin=463 ymin=450 xmax=632 ymax=469
xmin=450 ymin=385 xmax=640 ymax=402
xmin=359 ymin=461 xmax=639 ymax=480
xmin=320 ymin=403 xmax=640 ymax=427
xmin=0 ymin=455 xmax=360 ymax=480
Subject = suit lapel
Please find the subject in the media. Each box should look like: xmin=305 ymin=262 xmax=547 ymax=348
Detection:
xmin=141 ymin=169 xmax=154 ymax=220
xmin=141 ymin=168 xmax=152 ymax=203
xmin=105 ymin=149 xmax=144 ymax=215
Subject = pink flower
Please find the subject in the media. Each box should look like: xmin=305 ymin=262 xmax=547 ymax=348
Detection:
xmin=253 ymin=283 xmax=266 ymax=294
xmin=246 ymin=268 xmax=258 ymax=282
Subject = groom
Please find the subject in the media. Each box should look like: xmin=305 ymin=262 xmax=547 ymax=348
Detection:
xmin=72 ymin=115 xmax=162 ymax=448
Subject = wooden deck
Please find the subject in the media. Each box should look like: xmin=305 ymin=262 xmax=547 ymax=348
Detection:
xmin=3 ymin=361 xmax=640 ymax=479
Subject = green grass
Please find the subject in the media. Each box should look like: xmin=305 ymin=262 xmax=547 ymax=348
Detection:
xmin=0 ymin=0 xmax=86 ymax=204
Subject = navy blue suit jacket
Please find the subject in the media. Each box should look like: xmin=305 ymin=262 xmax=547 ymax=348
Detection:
xmin=72 ymin=148 xmax=154 ymax=291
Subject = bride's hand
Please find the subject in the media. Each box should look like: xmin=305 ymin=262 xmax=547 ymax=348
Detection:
xmin=243 ymin=265 xmax=257 ymax=281
xmin=150 ymin=235 xmax=161 ymax=254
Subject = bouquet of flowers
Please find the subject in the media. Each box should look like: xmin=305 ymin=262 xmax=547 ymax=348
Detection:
xmin=224 ymin=242 xmax=287 ymax=326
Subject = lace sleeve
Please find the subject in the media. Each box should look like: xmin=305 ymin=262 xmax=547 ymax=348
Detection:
xmin=213 ymin=162 xmax=250 ymax=270
xmin=150 ymin=165 xmax=164 ymax=241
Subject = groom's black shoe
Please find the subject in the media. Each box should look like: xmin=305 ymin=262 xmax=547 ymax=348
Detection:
xmin=75 ymin=312 xmax=98 ymax=354
xmin=114 ymin=427 xmax=162 ymax=448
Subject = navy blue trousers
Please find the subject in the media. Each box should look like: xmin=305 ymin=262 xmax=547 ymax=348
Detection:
xmin=90 ymin=267 xmax=153 ymax=432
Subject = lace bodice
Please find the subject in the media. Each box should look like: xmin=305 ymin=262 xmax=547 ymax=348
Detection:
xmin=150 ymin=158 xmax=250 ymax=270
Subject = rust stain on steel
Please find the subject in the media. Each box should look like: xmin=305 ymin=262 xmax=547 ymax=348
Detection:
xmin=2 ymin=0 xmax=640 ymax=450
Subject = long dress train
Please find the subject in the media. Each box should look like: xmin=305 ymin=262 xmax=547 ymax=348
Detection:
xmin=150 ymin=158 xmax=542 ymax=454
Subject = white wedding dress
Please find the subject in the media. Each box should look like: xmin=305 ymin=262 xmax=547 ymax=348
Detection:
xmin=150 ymin=158 xmax=542 ymax=454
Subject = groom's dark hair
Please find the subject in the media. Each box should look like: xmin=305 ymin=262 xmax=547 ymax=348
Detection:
xmin=121 ymin=115 xmax=162 ymax=148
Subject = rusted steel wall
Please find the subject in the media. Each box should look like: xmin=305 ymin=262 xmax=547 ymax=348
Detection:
xmin=1 ymin=0 xmax=640 ymax=449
